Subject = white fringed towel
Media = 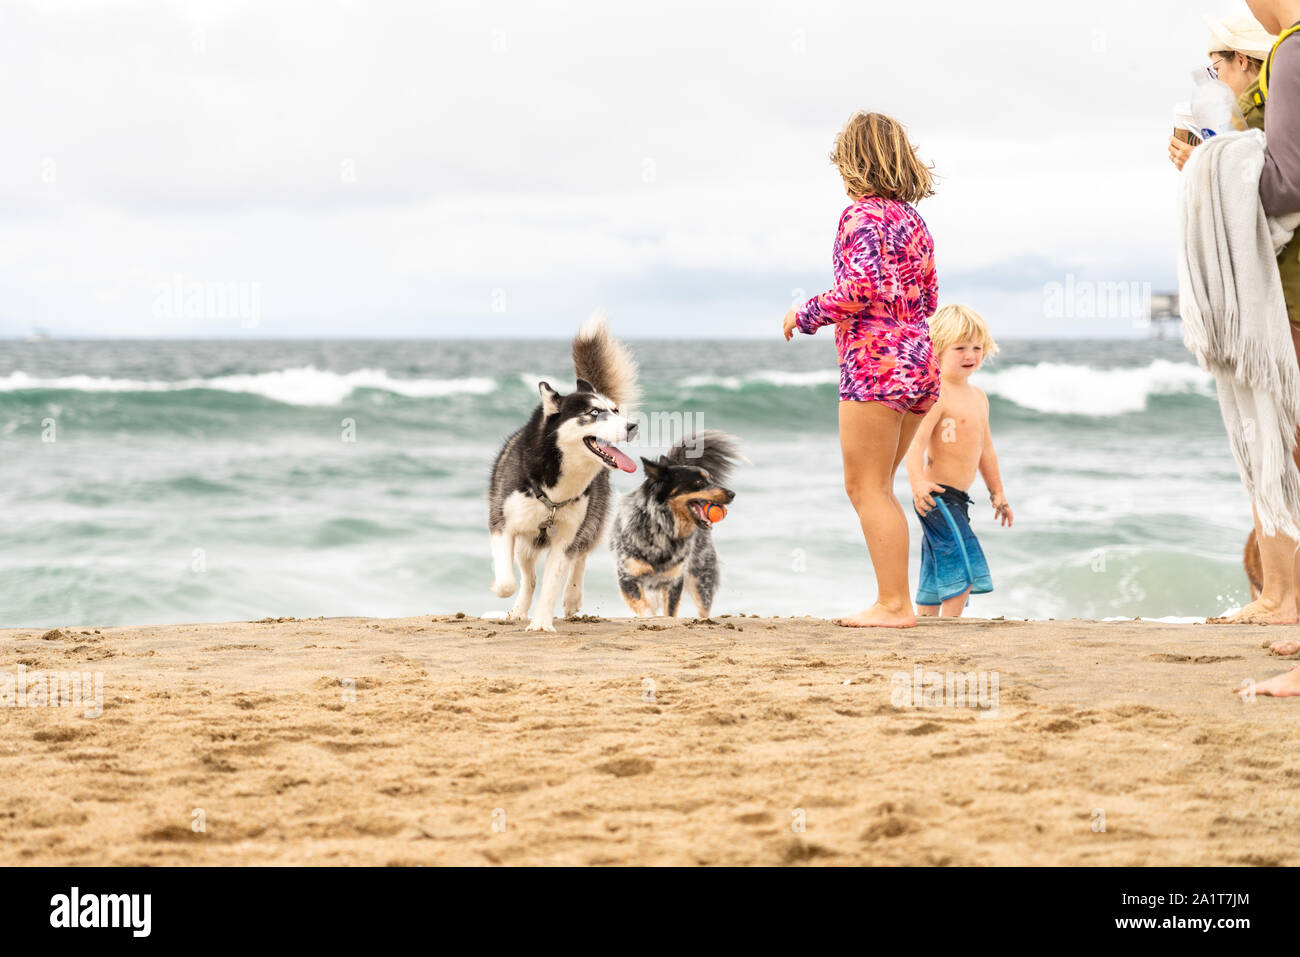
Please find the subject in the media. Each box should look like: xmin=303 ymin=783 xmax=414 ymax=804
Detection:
xmin=1177 ymin=128 xmax=1300 ymax=539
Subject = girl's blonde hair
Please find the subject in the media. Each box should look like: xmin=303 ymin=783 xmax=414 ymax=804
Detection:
xmin=928 ymin=304 xmax=999 ymax=360
xmin=830 ymin=111 xmax=935 ymax=204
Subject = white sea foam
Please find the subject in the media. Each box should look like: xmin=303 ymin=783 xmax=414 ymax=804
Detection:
xmin=1100 ymin=615 xmax=1208 ymax=624
xmin=681 ymin=369 xmax=840 ymax=389
xmin=518 ymin=372 xmax=573 ymax=392
xmin=976 ymin=360 xmax=1214 ymax=416
xmin=0 ymin=359 xmax=1217 ymax=416
xmin=677 ymin=360 xmax=1213 ymax=417
xmin=0 ymin=368 xmax=498 ymax=406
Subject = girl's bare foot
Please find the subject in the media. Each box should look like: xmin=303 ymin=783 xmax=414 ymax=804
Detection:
xmin=1209 ymin=597 xmax=1299 ymax=625
xmin=1269 ymin=638 xmax=1300 ymax=656
xmin=833 ymin=603 xmax=916 ymax=629
xmin=1239 ymin=664 xmax=1300 ymax=697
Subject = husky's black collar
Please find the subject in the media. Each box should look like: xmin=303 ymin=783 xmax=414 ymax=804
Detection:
xmin=527 ymin=481 xmax=585 ymax=542
xmin=527 ymin=481 xmax=583 ymax=514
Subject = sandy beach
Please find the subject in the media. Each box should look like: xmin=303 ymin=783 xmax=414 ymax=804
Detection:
xmin=1 ymin=613 xmax=1298 ymax=866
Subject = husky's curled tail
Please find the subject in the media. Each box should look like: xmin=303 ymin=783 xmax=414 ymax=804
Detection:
xmin=572 ymin=313 xmax=641 ymax=413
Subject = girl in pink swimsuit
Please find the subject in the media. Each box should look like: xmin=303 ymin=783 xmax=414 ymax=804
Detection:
xmin=782 ymin=111 xmax=940 ymax=629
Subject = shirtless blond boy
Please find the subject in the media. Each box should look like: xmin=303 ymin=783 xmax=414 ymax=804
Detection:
xmin=904 ymin=304 xmax=1012 ymax=616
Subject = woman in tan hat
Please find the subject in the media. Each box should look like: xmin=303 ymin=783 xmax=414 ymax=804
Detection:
xmin=1239 ymin=0 xmax=1300 ymax=690
xmin=1170 ymin=11 xmax=1300 ymax=642
xmin=1168 ymin=13 xmax=1276 ymax=170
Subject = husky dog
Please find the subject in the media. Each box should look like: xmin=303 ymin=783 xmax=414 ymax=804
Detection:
xmin=610 ymin=430 xmax=742 ymax=619
xmin=488 ymin=315 xmax=640 ymax=631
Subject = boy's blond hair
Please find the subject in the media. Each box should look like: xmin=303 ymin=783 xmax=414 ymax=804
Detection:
xmin=830 ymin=111 xmax=935 ymax=204
xmin=928 ymin=304 xmax=999 ymax=360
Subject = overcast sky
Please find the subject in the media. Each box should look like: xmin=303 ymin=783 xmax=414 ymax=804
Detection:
xmin=0 ymin=0 xmax=1236 ymax=339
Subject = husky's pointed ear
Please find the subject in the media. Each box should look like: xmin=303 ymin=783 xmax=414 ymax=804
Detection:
xmin=641 ymin=456 xmax=664 ymax=481
xmin=575 ymin=377 xmax=595 ymax=394
xmin=538 ymin=381 xmax=561 ymax=416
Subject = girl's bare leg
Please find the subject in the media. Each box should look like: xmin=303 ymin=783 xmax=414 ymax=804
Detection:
xmin=916 ymin=604 xmax=940 ymax=617
xmin=835 ymin=401 xmax=925 ymax=629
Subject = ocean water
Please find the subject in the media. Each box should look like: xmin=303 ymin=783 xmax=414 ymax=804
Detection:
xmin=0 ymin=337 xmax=1253 ymax=627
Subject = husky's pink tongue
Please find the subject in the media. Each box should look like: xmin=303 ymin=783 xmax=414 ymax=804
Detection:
xmin=598 ymin=442 xmax=637 ymax=472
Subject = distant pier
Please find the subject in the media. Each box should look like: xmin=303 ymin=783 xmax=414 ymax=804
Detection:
xmin=1147 ymin=292 xmax=1180 ymax=340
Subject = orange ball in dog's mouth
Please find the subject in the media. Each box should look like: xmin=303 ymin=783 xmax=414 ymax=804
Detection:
xmin=703 ymin=503 xmax=727 ymax=523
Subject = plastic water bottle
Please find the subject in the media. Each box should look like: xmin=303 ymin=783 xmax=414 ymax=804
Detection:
xmin=1190 ymin=67 xmax=1242 ymax=138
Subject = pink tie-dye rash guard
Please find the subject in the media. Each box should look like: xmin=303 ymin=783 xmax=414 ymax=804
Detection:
xmin=795 ymin=196 xmax=941 ymax=412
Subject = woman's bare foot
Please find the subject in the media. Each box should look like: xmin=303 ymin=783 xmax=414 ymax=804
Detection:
xmin=1209 ymin=597 xmax=1299 ymax=625
xmin=1269 ymin=638 xmax=1300 ymax=656
xmin=1239 ymin=665 xmax=1300 ymax=697
xmin=833 ymin=603 xmax=916 ymax=629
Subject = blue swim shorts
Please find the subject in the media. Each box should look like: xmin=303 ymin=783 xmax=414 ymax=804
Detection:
xmin=915 ymin=485 xmax=994 ymax=606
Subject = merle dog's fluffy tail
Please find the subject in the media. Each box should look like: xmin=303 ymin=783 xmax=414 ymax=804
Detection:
xmin=572 ymin=313 xmax=641 ymax=411
xmin=667 ymin=430 xmax=746 ymax=485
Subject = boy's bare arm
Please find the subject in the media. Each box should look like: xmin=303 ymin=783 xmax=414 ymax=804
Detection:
xmin=905 ymin=402 xmax=947 ymax=515
xmin=977 ymin=412 xmax=1013 ymax=527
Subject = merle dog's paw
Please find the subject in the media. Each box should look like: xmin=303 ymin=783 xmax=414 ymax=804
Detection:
xmin=491 ymin=579 xmax=518 ymax=598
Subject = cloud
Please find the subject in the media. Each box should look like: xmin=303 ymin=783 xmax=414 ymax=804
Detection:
xmin=0 ymin=0 xmax=1216 ymax=338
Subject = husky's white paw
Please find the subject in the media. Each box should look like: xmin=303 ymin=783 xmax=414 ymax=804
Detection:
xmin=506 ymin=606 xmax=528 ymax=622
xmin=525 ymin=619 xmax=556 ymax=633
xmin=562 ymin=603 xmax=581 ymax=619
xmin=491 ymin=579 xmax=518 ymax=598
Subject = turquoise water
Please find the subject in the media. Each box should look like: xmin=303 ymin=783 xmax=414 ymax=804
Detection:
xmin=0 ymin=338 xmax=1252 ymax=626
